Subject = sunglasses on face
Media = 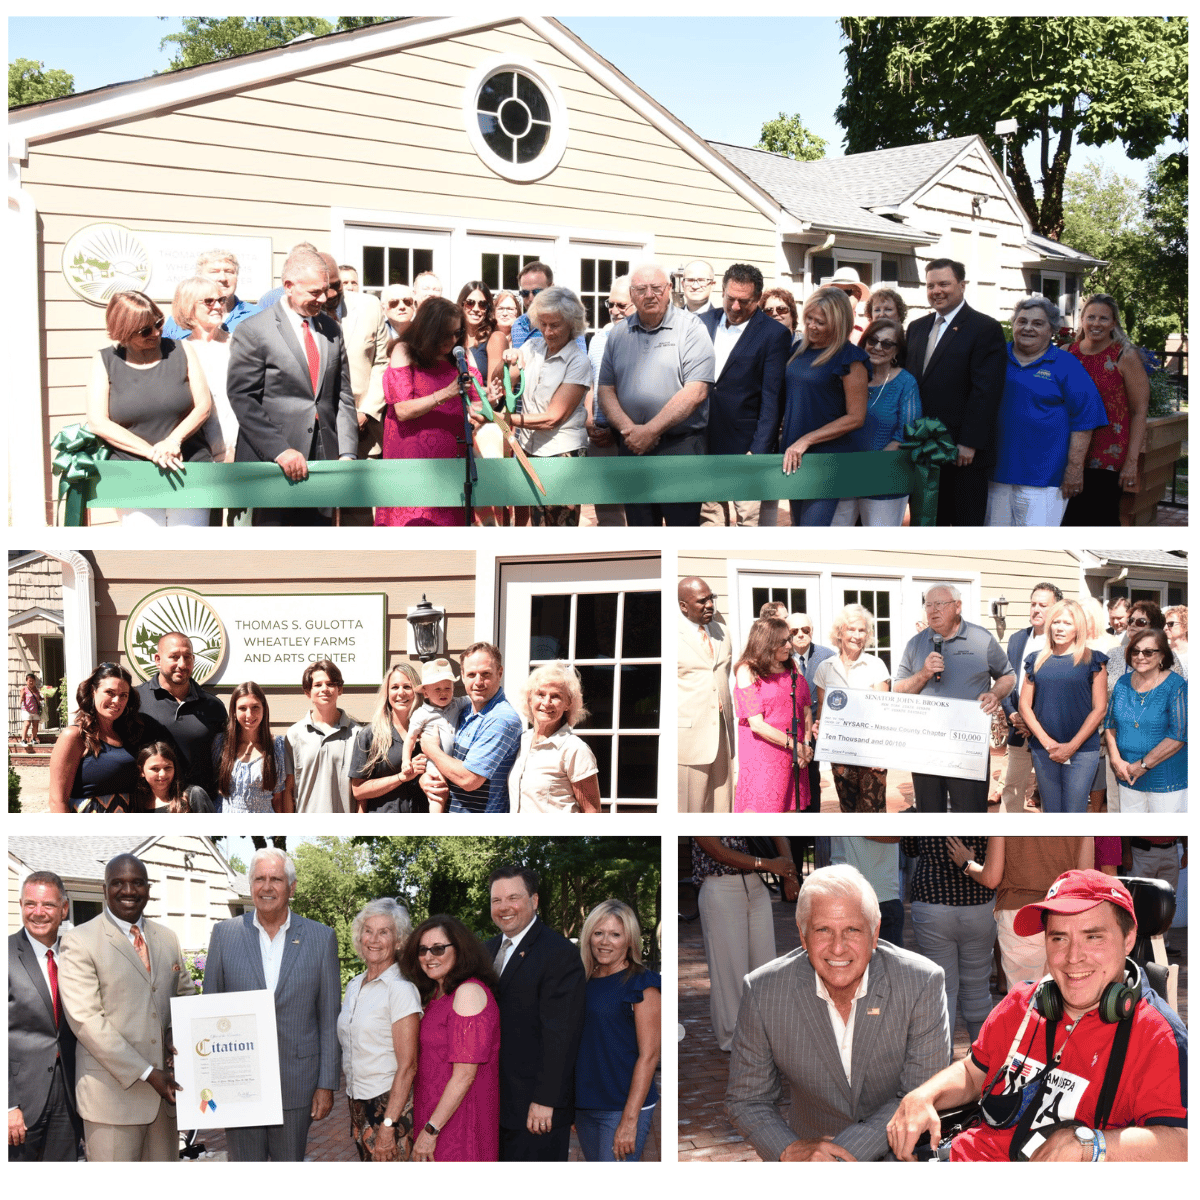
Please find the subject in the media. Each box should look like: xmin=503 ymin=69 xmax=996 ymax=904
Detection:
xmin=791 ymin=628 xmax=811 ymax=636
xmin=1165 ymin=620 xmax=1179 ymax=628
xmin=417 ymin=942 xmax=452 ymax=957
xmin=134 ymin=317 xmax=165 ymax=338
xmin=388 ymin=298 xmax=414 ymax=308
xmin=1131 ymin=647 xmax=1160 ymax=658
xmin=605 ymin=299 xmax=630 ymax=310
xmin=1128 ymin=617 xmax=1150 ymax=628
xmin=763 ymin=305 xmax=790 ymax=317
xmin=462 ymin=298 xmax=488 ymax=310
xmin=200 ymin=296 xmax=224 ymax=308
xmin=519 ymin=287 xmax=544 ymax=299
xmin=864 ymin=335 xmax=897 ymax=351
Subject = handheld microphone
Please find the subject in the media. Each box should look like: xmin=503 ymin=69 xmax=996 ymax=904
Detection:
xmin=932 ymin=634 xmax=943 ymax=683
xmin=451 ymin=345 xmax=470 ymax=378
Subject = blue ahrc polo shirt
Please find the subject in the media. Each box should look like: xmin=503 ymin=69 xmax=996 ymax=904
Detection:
xmin=993 ymin=343 xmax=1108 ymax=487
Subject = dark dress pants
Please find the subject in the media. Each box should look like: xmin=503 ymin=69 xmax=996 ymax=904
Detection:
xmin=617 ymin=432 xmax=703 ymax=526
xmin=936 ymin=459 xmax=989 ymax=526
xmin=500 ymin=1122 xmax=572 ymax=1161
xmin=911 ymin=772 xmax=990 ymax=813
xmin=252 ymin=424 xmax=333 ymax=526
xmin=8 ymin=1059 xmax=79 ymax=1162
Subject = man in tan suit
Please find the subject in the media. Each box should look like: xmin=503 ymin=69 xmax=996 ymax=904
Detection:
xmin=678 ymin=575 xmax=735 ymax=812
xmin=58 ymin=854 xmax=196 ymax=1161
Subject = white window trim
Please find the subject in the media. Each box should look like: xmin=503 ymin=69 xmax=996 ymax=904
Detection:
xmin=462 ymin=55 xmax=569 ymax=184
xmin=331 ymin=207 xmax=651 ymax=298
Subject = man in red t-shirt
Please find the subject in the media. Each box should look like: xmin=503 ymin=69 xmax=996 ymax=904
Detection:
xmin=887 ymin=870 xmax=1187 ymax=1162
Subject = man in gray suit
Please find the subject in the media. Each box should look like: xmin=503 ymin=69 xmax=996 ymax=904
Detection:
xmin=203 ymin=847 xmax=341 ymax=1161
xmin=790 ymin=612 xmax=835 ymax=811
xmin=726 ymin=863 xmax=951 ymax=1161
xmin=9 ymin=871 xmax=80 ymax=1161
xmin=227 ymin=245 xmax=359 ymax=525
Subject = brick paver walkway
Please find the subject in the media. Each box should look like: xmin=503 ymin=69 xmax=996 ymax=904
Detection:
xmin=679 ymin=871 xmax=1187 ymax=1161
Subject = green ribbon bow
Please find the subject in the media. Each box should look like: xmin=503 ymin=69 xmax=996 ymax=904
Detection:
xmin=50 ymin=423 xmax=110 ymax=526
xmin=899 ymin=416 xmax=957 ymax=526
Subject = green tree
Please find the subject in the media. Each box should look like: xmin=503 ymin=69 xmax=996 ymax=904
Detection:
xmin=1139 ymin=154 xmax=1187 ymax=338
xmin=9 ymin=58 xmax=74 ymax=108
xmin=159 ymin=16 xmax=398 ymax=71
xmin=837 ymin=17 xmax=1188 ymax=240
xmin=757 ymin=112 xmax=827 ymax=162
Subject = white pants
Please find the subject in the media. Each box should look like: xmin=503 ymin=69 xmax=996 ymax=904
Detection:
xmin=985 ymin=481 xmax=1067 ymax=526
xmin=117 ymin=507 xmax=209 ymax=527
xmin=994 ymin=907 xmax=1046 ymax=992
xmin=831 ymin=495 xmax=908 ymax=526
xmin=1117 ymin=785 xmax=1187 ymax=813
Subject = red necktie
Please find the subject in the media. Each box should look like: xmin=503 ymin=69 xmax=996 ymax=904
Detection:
xmin=131 ymin=924 xmax=151 ymax=973
xmin=302 ymin=319 xmax=320 ymax=395
xmin=46 ymin=947 xmax=60 ymax=1027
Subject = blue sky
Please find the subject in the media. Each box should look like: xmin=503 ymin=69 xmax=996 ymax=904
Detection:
xmin=8 ymin=15 xmax=1163 ymax=183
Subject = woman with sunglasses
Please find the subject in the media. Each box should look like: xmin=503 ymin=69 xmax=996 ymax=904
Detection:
xmin=375 ymin=296 xmax=469 ymax=527
xmin=1103 ymin=628 xmax=1187 ymax=813
xmin=400 ymin=915 xmax=501 ymax=1161
xmin=86 ymin=290 xmax=213 ymax=526
xmin=831 ymin=317 xmax=921 ymax=526
xmin=381 ymin=284 xmax=417 ymax=351
xmin=760 ymin=287 xmax=799 ymax=340
xmin=1163 ymin=606 xmax=1188 ymax=673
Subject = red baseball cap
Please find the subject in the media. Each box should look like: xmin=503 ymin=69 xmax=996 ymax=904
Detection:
xmin=1013 ymin=869 xmax=1137 ymax=937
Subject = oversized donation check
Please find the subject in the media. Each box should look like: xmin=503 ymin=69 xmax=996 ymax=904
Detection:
xmin=814 ymin=687 xmax=992 ymax=781
xmin=171 ymin=989 xmax=282 ymax=1130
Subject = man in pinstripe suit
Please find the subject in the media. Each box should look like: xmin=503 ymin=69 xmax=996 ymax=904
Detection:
xmin=203 ymin=847 xmax=341 ymax=1161
xmin=726 ymin=864 xmax=951 ymax=1161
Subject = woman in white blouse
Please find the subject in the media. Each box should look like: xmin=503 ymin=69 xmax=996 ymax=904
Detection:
xmin=812 ymin=603 xmax=892 ymax=812
xmin=509 ymin=662 xmax=601 ymax=813
xmin=338 ymin=898 xmax=422 ymax=1161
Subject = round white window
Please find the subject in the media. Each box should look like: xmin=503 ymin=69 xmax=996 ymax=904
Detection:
xmin=463 ymin=58 xmax=568 ymax=183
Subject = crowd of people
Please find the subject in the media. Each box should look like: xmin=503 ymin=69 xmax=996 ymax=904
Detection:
xmin=10 ymin=854 xmax=660 ymax=1162
xmin=689 ymin=841 xmax=1186 ymax=1161
xmin=678 ymin=577 xmax=1188 ymax=814
xmin=46 ymin=632 xmax=610 ymax=815
xmin=82 ymin=244 xmax=1144 ymax=528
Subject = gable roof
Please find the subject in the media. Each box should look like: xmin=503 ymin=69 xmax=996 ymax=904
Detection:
xmin=710 ymin=141 xmax=938 ymax=244
xmin=1084 ymin=549 xmax=1188 ymax=574
xmin=9 ymin=835 xmax=242 ymax=885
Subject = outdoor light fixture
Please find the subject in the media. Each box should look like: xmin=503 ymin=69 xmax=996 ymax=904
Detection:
xmin=990 ymin=596 xmax=1010 ymax=641
xmin=406 ymin=594 xmax=447 ymax=662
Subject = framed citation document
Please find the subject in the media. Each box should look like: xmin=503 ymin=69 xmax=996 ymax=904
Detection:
xmin=171 ymin=989 xmax=283 ymax=1130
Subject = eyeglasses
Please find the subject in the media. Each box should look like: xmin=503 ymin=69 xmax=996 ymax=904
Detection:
xmin=519 ymin=287 xmax=544 ymax=299
xmin=605 ymin=299 xmax=631 ymax=310
xmin=462 ymin=298 xmax=488 ymax=310
xmin=631 ymin=285 xmax=668 ymax=297
xmin=763 ymin=305 xmax=790 ymax=317
xmin=864 ymin=335 xmax=898 ymax=351
xmin=1165 ymin=620 xmax=1179 ymax=628
xmin=1127 ymin=617 xmax=1151 ymax=628
xmin=200 ymin=297 xmax=224 ymax=308
xmin=417 ymin=942 xmax=452 ymax=957
xmin=1130 ymin=647 xmax=1160 ymax=658
xmin=683 ymin=276 xmax=714 ymax=286
xmin=133 ymin=317 xmax=165 ymax=339
xmin=495 ymin=306 xmax=518 ymax=316
xmin=388 ymin=297 xmax=414 ymax=309
xmin=924 ymin=599 xmax=957 ymax=610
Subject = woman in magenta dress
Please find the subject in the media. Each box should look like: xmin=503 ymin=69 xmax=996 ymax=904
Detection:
xmin=733 ymin=616 xmax=811 ymax=812
xmin=376 ymin=296 xmax=468 ymax=527
xmin=400 ymin=914 xmax=501 ymax=1162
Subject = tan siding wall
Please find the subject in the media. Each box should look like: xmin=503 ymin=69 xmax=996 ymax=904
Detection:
xmin=25 ymin=19 xmax=778 ymax=511
xmin=678 ymin=548 xmax=1080 ymax=654
xmin=9 ymin=557 xmax=65 ymax=728
xmin=89 ymin=548 xmax=476 ymax=732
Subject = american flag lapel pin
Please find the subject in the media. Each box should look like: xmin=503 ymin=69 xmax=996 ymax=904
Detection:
xmin=867 ymin=1007 xmax=881 ymax=1015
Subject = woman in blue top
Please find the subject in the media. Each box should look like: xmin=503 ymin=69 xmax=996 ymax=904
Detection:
xmin=575 ymin=899 xmax=661 ymax=1161
xmin=832 ymin=317 xmax=921 ymax=527
xmin=987 ymin=297 xmax=1107 ymax=527
xmin=1104 ymin=628 xmax=1187 ymax=813
xmin=1018 ymin=599 xmax=1108 ymax=813
xmin=780 ymin=287 xmax=868 ymax=526
xmin=212 ymin=681 xmax=290 ymax=813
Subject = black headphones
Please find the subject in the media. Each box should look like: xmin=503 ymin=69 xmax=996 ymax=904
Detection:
xmin=1033 ymin=957 xmax=1141 ymax=1024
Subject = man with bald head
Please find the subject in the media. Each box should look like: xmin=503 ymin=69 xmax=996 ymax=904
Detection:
xmin=58 ymin=854 xmax=196 ymax=1161
xmin=678 ymin=576 xmax=735 ymax=811
xmin=598 ymin=264 xmax=716 ymax=525
xmin=681 ymin=260 xmax=717 ymax=314
xmin=135 ymin=631 xmax=226 ymax=799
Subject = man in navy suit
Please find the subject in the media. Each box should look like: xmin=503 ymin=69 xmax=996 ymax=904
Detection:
xmin=904 ymin=259 xmax=1006 ymax=526
xmin=699 ymin=263 xmax=792 ymax=527
xmin=203 ymin=848 xmax=341 ymax=1161
xmin=227 ymin=245 xmax=360 ymax=525
xmin=791 ymin=612 xmax=836 ymax=812
xmin=998 ymin=582 xmax=1062 ymax=812
xmin=9 ymin=871 xmax=80 ymax=1161
xmin=484 ymin=865 xmax=586 ymax=1162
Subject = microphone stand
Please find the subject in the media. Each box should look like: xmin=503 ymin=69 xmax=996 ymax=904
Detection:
xmin=453 ymin=349 xmax=477 ymax=523
xmin=789 ymin=662 xmax=802 ymax=813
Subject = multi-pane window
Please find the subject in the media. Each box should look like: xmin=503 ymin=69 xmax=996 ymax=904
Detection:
xmin=359 ymin=245 xmax=434 ymax=296
xmin=579 ymin=256 xmax=631 ymax=331
xmin=477 ymin=70 xmax=553 ymax=165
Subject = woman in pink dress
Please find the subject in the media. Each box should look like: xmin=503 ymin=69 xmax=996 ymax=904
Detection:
xmin=375 ymin=296 xmax=468 ymax=527
xmin=733 ymin=617 xmax=812 ymax=812
xmin=400 ymin=914 xmax=501 ymax=1162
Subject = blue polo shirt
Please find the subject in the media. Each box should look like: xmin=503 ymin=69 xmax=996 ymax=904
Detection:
xmin=447 ymin=688 xmax=523 ymax=814
xmin=993 ymin=343 xmax=1107 ymax=487
xmin=163 ymin=296 xmax=259 ymax=340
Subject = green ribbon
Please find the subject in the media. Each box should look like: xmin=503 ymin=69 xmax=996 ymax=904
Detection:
xmin=49 ymin=423 xmax=110 ymax=526
xmin=898 ymin=417 xmax=957 ymax=526
xmin=72 ymin=444 xmax=950 ymax=524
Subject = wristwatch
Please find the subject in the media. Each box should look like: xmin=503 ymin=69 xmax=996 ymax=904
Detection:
xmin=1072 ymin=1126 xmax=1106 ymax=1161
xmin=381 ymin=1116 xmax=395 ymax=1128
xmin=424 ymin=1121 xmax=440 ymax=1136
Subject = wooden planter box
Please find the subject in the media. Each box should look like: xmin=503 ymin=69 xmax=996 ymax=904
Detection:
xmin=1122 ymin=411 xmax=1188 ymax=525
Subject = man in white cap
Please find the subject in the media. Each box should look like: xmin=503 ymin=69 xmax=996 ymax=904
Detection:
xmin=888 ymin=869 xmax=1187 ymax=1162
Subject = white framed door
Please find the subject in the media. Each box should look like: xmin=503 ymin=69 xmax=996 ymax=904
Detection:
xmin=735 ymin=570 xmax=822 ymax=655
xmin=500 ymin=557 xmax=662 ymax=812
xmin=464 ymin=234 xmax=553 ymax=295
xmin=831 ymin=576 xmax=903 ymax=672
xmin=343 ymin=225 xmax=451 ymax=297
xmin=568 ymin=241 xmax=639 ymax=332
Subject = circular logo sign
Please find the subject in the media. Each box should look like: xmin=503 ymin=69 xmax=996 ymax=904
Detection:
xmin=827 ymin=689 xmax=849 ymax=711
xmin=124 ymin=588 xmax=226 ymax=684
xmin=61 ymin=222 xmax=151 ymax=305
